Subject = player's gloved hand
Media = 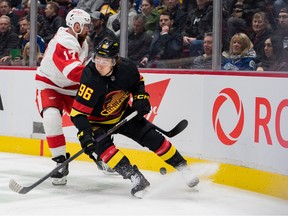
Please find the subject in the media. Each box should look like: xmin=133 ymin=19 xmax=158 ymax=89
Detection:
xmin=132 ymin=92 xmax=151 ymax=119
xmin=112 ymin=19 xmax=120 ymax=31
xmin=77 ymin=130 xmax=95 ymax=156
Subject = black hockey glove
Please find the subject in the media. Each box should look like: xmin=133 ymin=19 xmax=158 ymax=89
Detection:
xmin=77 ymin=130 xmax=95 ymax=156
xmin=132 ymin=92 xmax=151 ymax=119
xmin=112 ymin=19 xmax=120 ymax=31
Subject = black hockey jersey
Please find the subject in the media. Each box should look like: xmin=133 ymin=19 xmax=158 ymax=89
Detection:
xmin=70 ymin=57 xmax=145 ymax=127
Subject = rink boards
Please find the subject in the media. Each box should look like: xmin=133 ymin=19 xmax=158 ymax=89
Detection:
xmin=0 ymin=68 xmax=287 ymax=200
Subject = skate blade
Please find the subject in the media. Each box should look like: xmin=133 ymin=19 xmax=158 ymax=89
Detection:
xmin=51 ymin=176 xmax=67 ymax=186
xmin=187 ymin=177 xmax=199 ymax=188
xmin=102 ymin=170 xmax=119 ymax=176
xmin=100 ymin=162 xmax=118 ymax=175
xmin=133 ymin=186 xmax=150 ymax=199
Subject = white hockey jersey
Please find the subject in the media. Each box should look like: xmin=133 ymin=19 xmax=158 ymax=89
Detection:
xmin=35 ymin=27 xmax=89 ymax=96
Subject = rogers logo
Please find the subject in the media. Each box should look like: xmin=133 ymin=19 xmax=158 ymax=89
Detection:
xmin=212 ymin=88 xmax=244 ymax=145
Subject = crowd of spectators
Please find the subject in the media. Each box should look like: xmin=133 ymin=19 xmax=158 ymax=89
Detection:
xmin=0 ymin=0 xmax=288 ymax=72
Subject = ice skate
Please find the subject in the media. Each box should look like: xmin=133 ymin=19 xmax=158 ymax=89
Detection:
xmin=99 ymin=160 xmax=118 ymax=175
xmin=91 ymin=154 xmax=117 ymax=175
xmin=114 ymin=157 xmax=150 ymax=198
xmin=130 ymin=165 xmax=150 ymax=198
xmin=177 ymin=163 xmax=199 ymax=188
xmin=51 ymin=153 xmax=70 ymax=186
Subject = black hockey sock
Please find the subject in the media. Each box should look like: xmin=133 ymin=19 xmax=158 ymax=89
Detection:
xmin=165 ymin=150 xmax=187 ymax=168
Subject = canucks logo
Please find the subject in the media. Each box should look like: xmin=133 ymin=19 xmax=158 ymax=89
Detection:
xmin=101 ymin=91 xmax=130 ymax=116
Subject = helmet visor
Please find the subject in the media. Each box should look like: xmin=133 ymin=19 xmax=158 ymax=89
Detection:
xmin=92 ymin=54 xmax=114 ymax=66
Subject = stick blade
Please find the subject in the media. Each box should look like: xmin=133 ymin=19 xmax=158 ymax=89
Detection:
xmin=169 ymin=119 xmax=188 ymax=137
xmin=9 ymin=179 xmax=29 ymax=194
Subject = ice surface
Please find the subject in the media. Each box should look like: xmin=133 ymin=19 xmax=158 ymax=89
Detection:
xmin=1 ymin=152 xmax=288 ymax=216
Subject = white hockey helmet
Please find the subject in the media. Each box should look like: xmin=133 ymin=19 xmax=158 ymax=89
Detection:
xmin=66 ymin=9 xmax=91 ymax=34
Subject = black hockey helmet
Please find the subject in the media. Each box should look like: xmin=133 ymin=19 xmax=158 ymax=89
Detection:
xmin=94 ymin=38 xmax=119 ymax=58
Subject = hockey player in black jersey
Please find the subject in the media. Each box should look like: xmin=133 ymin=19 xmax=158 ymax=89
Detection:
xmin=70 ymin=38 xmax=199 ymax=198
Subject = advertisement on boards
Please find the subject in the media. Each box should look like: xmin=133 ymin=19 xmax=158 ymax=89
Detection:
xmin=204 ymin=75 xmax=288 ymax=175
xmin=0 ymin=69 xmax=287 ymax=176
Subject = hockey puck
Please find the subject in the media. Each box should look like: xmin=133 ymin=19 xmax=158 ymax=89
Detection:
xmin=160 ymin=167 xmax=167 ymax=175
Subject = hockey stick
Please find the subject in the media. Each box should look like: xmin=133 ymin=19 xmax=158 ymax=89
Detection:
xmin=9 ymin=111 xmax=138 ymax=194
xmin=152 ymin=119 xmax=188 ymax=138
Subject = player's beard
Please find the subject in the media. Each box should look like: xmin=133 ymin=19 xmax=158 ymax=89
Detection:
xmin=78 ymin=34 xmax=86 ymax=44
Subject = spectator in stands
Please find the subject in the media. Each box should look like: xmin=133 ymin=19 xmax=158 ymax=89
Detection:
xmin=140 ymin=0 xmax=187 ymax=36
xmin=0 ymin=0 xmax=20 ymax=32
xmin=38 ymin=1 xmax=66 ymax=44
xmin=191 ymin=32 xmax=212 ymax=69
xmin=11 ymin=0 xmax=22 ymax=9
xmin=128 ymin=14 xmax=152 ymax=66
xmin=141 ymin=0 xmax=158 ymax=36
xmin=49 ymin=0 xmax=76 ymax=9
xmin=163 ymin=0 xmax=187 ymax=32
xmin=39 ymin=0 xmax=46 ymax=4
xmin=135 ymin=0 xmax=160 ymax=13
xmin=18 ymin=17 xmax=46 ymax=55
xmin=76 ymin=0 xmax=107 ymax=15
xmin=182 ymin=0 xmax=213 ymax=57
xmin=274 ymin=7 xmax=288 ymax=49
xmin=222 ymin=32 xmax=257 ymax=71
xmin=256 ymin=35 xmax=288 ymax=72
xmin=23 ymin=0 xmax=45 ymax=34
xmin=249 ymin=11 xmax=273 ymax=63
xmin=85 ymin=33 xmax=93 ymax=57
xmin=89 ymin=11 xmax=118 ymax=56
xmin=223 ymin=0 xmax=270 ymax=52
xmin=181 ymin=0 xmax=197 ymax=12
xmin=22 ymin=42 xmax=43 ymax=66
xmin=106 ymin=0 xmax=137 ymax=38
xmin=273 ymin=0 xmax=288 ymax=17
xmin=141 ymin=0 xmax=154 ymax=17
xmin=0 ymin=15 xmax=19 ymax=65
xmin=140 ymin=10 xmax=183 ymax=68
xmin=99 ymin=2 xmax=119 ymax=19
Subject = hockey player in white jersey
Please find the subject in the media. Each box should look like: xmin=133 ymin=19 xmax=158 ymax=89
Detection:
xmin=35 ymin=8 xmax=91 ymax=186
